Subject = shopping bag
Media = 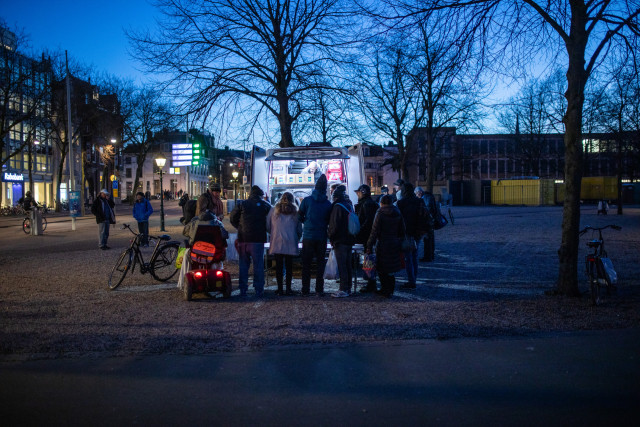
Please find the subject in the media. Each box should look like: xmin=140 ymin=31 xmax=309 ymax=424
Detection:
xmin=323 ymin=249 xmax=339 ymax=280
xmin=362 ymin=253 xmax=376 ymax=280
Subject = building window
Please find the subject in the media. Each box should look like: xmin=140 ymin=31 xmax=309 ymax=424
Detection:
xmin=126 ymin=168 xmax=132 ymax=178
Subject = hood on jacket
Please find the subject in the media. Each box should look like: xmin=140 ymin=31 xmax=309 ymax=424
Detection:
xmin=250 ymin=185 xmax=264 ymax=197
xmin=315 ymin=174 xmax=327 ymax=192
xmin=378 ymin=204 xmax=400 ymax=217
xmin=311 ymin=188 xmax=328 ymax=202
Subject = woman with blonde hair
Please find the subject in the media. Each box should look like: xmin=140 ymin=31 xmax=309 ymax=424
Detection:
xmin=266 ymin=192 xmax=302 ymax=295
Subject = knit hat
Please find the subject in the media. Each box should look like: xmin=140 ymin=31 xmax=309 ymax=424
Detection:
xmin=250 ymin=185 xmax=264 ymax=197
xmin=394 ymin=178 xmax=405 ymax=186
xmin=209 ymin=182 xmax=221 ymax=192
xmin=332 ymin=184 xmax=346 ymax=201
xmin=315 ymin=174 xmax=328 ymax=191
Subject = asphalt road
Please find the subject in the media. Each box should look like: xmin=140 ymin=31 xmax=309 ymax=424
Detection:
xmin=1 ymin=329 xmax=638 ymax=426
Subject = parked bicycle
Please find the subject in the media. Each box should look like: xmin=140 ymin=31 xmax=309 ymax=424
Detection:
xmin=108 ymin=223 xmax=180 ymax=290
xmin=579 ymin=224 xmax=621 ymax=306
xmin=439 ymin=201 xmax=455 ymax=226
xmin=22 ymin=207 xmax=48 ymax=234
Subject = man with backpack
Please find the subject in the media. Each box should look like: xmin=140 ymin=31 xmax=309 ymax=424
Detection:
xmin=197 ymin=183 xmax=225 ymax=220
xmin=328 ymin=184 xmax=356 ymax=298
xmin=354 ymin=184 xmax=379 ymax=293
xmin=298 ymin=175 xmax=332 ymax=296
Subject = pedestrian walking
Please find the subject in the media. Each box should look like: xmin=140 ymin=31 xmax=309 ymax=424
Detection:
xmin=267 ymin=192 xmax=302 ymax=296
xmin=197 ymin=182 xmax=225 ymax=220
xmin=393 ymin=178 xmax=404 ymax=202
xmin=91 ymin=189 xmax=116 ymax=250
xmin=229 ymin=185 xmax=272 ymax=297
xmin=366 ymin=195 xmax=405 ymax=298
xmin=328 ymin=184 xmax=356 ymax=298
xmin=298 ymin=175 xmax=332 ymax=296
xmin=132 ymin=191 xmax=153 ymax=247
xmin=415 ymin=187 xmax=437 ymax=262
xmin=396 ymin=183 xmax=425 ymax=290
xmin=353 ymin=184 xmax=380 ymax=293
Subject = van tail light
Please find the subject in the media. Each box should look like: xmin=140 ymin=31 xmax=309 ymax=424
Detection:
xmin=194 ymin=271 xmax=204 ymax=279
xmin=216 ymin=270 xmax=223 ymax=278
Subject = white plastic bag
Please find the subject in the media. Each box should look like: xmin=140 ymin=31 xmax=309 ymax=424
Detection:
xmin=600 ymin=258 xmax=617 ymax=285
xmin=323 ymin=249 xmax=339 ymax=280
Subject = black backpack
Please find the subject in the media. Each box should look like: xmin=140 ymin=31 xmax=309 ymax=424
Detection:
xmin=181 ymin=199 xmax=197 ymax=225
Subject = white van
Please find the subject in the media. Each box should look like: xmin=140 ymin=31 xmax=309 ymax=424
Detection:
xmin=248 ymin=144 xmax=365 ymax=204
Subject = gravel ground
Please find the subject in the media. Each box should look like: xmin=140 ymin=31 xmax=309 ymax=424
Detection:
xmin=1 ymin=204 xmax=639 ymax=361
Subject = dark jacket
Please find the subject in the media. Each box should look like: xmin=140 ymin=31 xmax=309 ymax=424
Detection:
xmin=132 ymin=198 xmax=153 ymax=222
xmin=91 ymin=196 xmax=115 ymax=224
xmin=397 ymin=192 xmax=426 ymax=239
xmin=366 ymin=205 xmax=405 ymax=274
xmin=354 ymin=195 xmax=379 ymax=245
xmin=328 ymin=191 xmax=356 ymax=246
xmin=197 ymin=191 xmax=225 ymax=219
xmin=298 ymin=189 xmax=332 ymax=241
xmin=229 ymin=194 xmax=271 ymax=243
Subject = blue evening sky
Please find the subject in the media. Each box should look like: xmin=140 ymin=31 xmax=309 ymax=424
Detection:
xmin=1 ymin=0 xmax=159 ymax=83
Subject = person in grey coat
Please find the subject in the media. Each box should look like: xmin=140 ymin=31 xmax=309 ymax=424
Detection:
xmin=366 ymin=195 xmax=406 ymax=298
xmin=267 ymin=192 xmax=302 ymax=295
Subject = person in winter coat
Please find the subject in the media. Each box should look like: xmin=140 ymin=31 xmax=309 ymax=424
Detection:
xmin=230 ymin=185 xmax=272 ymax=297
xmin=91 ymin=189 xmax=116 ymax=250
xmin=354 ymin=184 xmax=380 ymax=293
xmin=366 ymin=195 xmax=406 ymax=298
xmin=19 ymin=191 xmax=38 ymax=211
xmin=415 ymin=187 xmax=436 ymax=262
xmin=267 ymin=192 xmax=303 ymax=295
xmin=298 ymin=174 xmax=332 ymax=296
xmin=132 ymin=192 xmax=153 ymax=246
xmin=396 ymin=183 xmax=424 ymax=289
xmin=197 ymin=182 xmax=225 ymax=220
xmin=328 ymin=184 xmax=356 ymax=298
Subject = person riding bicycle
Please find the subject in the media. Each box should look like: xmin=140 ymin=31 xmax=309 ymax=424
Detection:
xmin=18 ymin=191 xmax=38 ymax=211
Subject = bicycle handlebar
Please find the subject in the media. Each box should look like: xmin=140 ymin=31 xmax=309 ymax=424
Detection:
xmin=120 ymin=223 xmax=171 ymax=242
xmin=579 ymin=224 xmax=622 ymax=235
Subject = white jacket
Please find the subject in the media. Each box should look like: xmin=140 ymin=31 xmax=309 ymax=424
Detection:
xmin=267 ymin=209 xmax=302 ymax=255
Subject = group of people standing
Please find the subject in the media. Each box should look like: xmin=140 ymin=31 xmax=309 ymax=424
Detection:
xmin=226 ymin=174 xmax=439 ymax=299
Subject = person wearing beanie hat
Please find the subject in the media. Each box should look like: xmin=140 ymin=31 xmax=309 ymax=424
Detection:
xmin=354 ymin=184 xmax=380 ymax=293
xmin=298 ymin=174 xmax=332 ymax=296
xmin=91 ymin=189 xmax=116 ymax=250
xmin=328 ymin=184 xmax=356 ymax=297
xmin=229 ymin=185 xmax=272 ymax=297
xmin=197 ymin=181 xmax=225 ymax=220
xmin=132 ymin=191 xmax=154 ymax=246
xmin=393 ymin=178 xmax=405 ymax=201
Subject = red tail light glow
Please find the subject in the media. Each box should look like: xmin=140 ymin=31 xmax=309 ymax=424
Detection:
xmin=216 ymin=270 xmax=223 ymax=278
xmin=194 ymin=271 xmax=204 ymax=279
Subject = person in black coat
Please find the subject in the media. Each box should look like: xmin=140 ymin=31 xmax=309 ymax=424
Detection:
xmin=354 ymin=184 xmax=379 ymax=293
xmin=230 ymin=185 xmax=272 ymax=296
xmin=327 ymin=185 xmax=355 ymax=297
xmin=396 ymin=183 xmax=423 ymax=289
xmin=90 ymin=189 xmax=116 ymax=250
xmin=366 ymin=195 xmax=405 ymax=298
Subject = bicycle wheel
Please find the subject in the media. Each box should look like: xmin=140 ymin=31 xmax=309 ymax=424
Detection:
xmin=22 ymin=218 xmax=31 ymax=234
xmin=151 ymin=243 xmax=179 ymax=282
xmin=587 ymin=261 xmax=600 ymax=306
xmin=42 ymin=216 xmax=47 ymax=231
xmin=109 ymin=249 xmax=133 ymax=290
xmin=448 ymin=208 xmax=455 ymax=225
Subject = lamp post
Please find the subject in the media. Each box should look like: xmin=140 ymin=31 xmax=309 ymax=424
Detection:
xmin=155 ymin=154 xmax=166 ymax=231
xmin=232 ymin=170 xmax=239 ymax=203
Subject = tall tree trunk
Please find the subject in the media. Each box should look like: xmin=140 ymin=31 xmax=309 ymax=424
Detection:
xmin=557 ymin=11 xmax=588 ymax=297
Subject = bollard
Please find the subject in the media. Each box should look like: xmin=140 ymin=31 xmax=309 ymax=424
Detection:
xmin=30 ymin=209 xmax=43 ymax=235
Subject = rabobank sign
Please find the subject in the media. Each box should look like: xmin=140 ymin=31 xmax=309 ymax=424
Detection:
xmin=3 ymin=172 xmax=24 ymax=182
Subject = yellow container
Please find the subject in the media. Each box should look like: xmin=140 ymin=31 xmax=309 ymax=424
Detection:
xmin=491 ymin=179 xmax=556 ymax=206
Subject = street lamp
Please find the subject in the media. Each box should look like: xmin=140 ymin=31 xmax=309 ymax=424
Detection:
xmin=109 ymin=139 xmax=117 ymax=193
xmin=232 ymin=170 xmax=239 ymax=203
xmin=155 ymin=154 xmax=167 ymax=231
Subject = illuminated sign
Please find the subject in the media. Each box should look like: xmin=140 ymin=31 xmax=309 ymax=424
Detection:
xmin=3 ymin=172 xmax=24 ymax=182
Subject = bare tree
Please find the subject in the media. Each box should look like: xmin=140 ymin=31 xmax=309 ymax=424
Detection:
xmin=115 ymin=85 xmax=177 ymax=201
xmin=356 ymin=42 xmax=425 ymax=180
xmin=389 ymin=0 xmax=640 ymax=297
xmin=129 ymin=0 xmax=359 ymax=148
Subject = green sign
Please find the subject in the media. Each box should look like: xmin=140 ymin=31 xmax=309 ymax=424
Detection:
xmin=191 ymin=142 xmax=202 ymax=166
